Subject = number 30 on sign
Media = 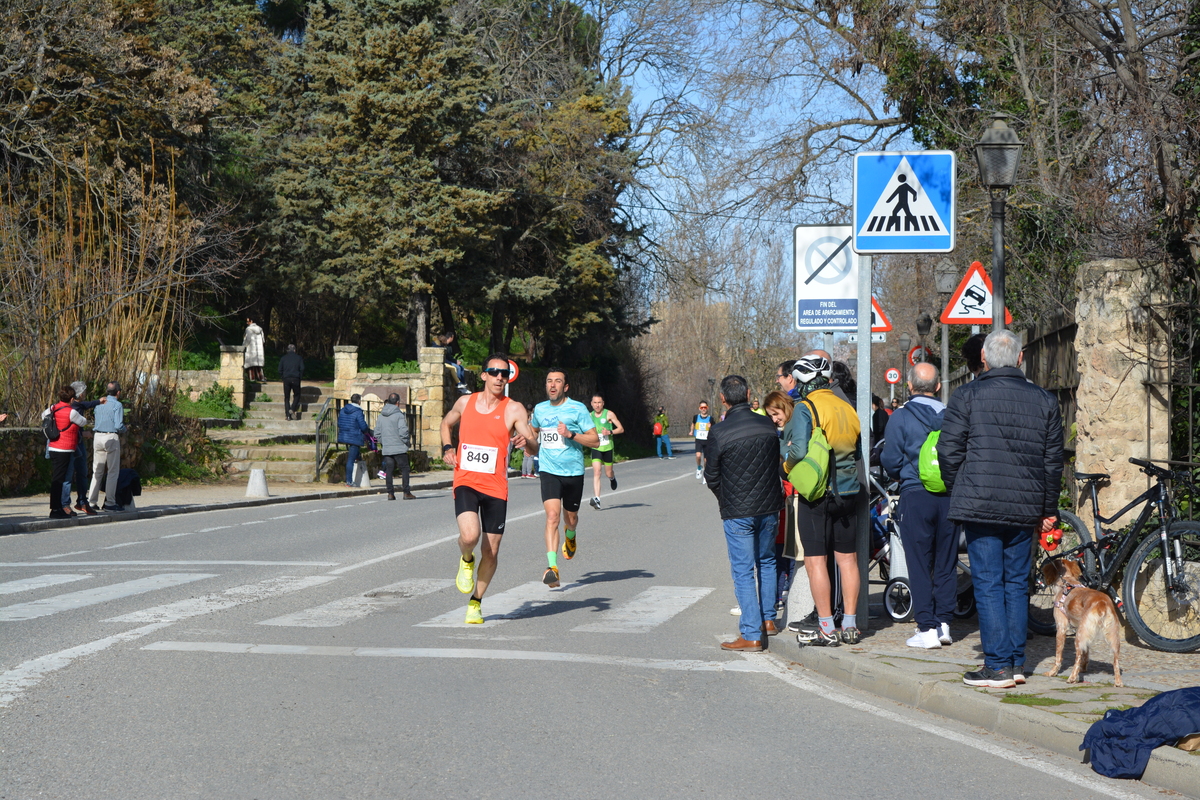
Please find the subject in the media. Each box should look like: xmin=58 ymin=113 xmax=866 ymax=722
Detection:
xmin=885 ymin=368 xmax=901 ymax=385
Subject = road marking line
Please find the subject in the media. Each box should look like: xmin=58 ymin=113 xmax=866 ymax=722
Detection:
xmin=328 ymin=473 xmax=691 ymax=577
xmin=141 ymin=641 xmax=768 ymax=672
xmin=258 ymin=579 xmax=454 ymax=627
xmin=0 ymin=574 xmax=217 ymax=621
xmin=0 ymin=574 xmax=92 ymax=595
xmin=751 ymin=657 xmax=1148 ymax=799
xmin=159 ymin=532 xmax=195 ymax=539
xmin=571 ymin=586 xmax=713 ymax=633
xmin=240 ymin=520 xmax=266 ymax=526
xmin=0 ymin=622 xmax=171 ymax=708
xmin=197 ymin=526 xmax=232 ymax=532
xmin=106 ymin=575 xmax=337 ymax=624
xmin=270 ymin=514 xmax=298 ymax=520
xmin=36 ymin=551 xmax=92 ymax=559
xmin=416 ymin=580 xmax=586 ymax=628
xmin=101 ymin=540 xmax=149 ymax=550
xmin=0 ymin=561 xmax=339 ymax=568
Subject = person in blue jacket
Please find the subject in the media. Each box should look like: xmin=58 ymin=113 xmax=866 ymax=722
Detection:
xmin=881 ymin=362 xmax=957 ymax=652
xmin=337 ymin=393 xmax=371 ymax=487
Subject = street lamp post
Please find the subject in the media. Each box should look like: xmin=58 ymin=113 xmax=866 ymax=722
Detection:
xmin=974 ymin=113 xmax=1023 ymax=331
xmin=897 ymin=332 xmax=911 ymax=402
xmin=935 ymin=259 xmax=957 ymax=403
xmin=915 ymin=312 xmax=933 ymax=364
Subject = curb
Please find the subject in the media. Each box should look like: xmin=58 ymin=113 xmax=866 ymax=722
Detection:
xmin=0 ymin=476 xmax=460 ymax=536
xmin=780 ymin=645 xmax=1200 ymax=798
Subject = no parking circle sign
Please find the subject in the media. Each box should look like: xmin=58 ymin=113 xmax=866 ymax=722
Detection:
xmin=885 ymin=367 xmax=901 ymax=385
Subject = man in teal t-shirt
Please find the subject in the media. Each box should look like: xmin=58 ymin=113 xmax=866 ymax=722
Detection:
xmin=529 ymin=369 xmax=599 ymax=588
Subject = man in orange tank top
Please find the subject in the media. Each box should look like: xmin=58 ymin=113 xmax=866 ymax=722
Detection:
xmin=441 ymin=354 xmax=539 ymax=624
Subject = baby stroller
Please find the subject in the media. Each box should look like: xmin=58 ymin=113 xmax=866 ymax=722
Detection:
xmin=869 ymin=471 xmax=976 ymax=622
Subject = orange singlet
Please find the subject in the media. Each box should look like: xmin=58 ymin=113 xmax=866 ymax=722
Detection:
xmin=453 ymin=394 xmax=512 ymax=500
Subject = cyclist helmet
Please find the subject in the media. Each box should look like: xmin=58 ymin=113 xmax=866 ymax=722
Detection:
xmin=792 ymin=354 xmax=832 ymax=384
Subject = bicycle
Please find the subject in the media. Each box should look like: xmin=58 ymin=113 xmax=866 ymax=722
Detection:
xmin=1028 ymin=457 xmax=1200 ymax=652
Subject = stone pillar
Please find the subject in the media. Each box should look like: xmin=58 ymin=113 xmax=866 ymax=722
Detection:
xmin=333 ymin=346 xmax=358 ymax=401
xmin=1073 ymin=259 xmax=1170 ymax=527
xmin=417 ymin=346 xmax=450 ymax=460
xmin=218 ymin=345 xmax=246 ymax=409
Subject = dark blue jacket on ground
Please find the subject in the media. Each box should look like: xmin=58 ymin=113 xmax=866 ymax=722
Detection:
xmin=1082 ymin=687 xmax=1200 ymax=779
xmin=880 ymin=395 xmax=945 ymax=494
xmin=336 ymin=403 xmax=369 ymax=446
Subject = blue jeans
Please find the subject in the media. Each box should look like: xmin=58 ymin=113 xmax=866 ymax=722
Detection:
xmin=344 ymin=444 xmax=361 ymax=485
xmin=656 ymin=435 xmax=673 ymax=457
xmin=724 ymin=513 xmax=779 ymax=641
xmin=964 ymin=523 xmax=1033 ymax=671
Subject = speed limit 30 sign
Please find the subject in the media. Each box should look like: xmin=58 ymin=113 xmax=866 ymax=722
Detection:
xmin=885 ymin=367 xmax=901 ymax=385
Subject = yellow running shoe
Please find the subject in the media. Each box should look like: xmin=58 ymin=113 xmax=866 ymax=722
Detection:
xmin=542 ymin=566 xmax=560 ymax=588
xmin=465 ymin=598 xmax=483 ymax=624
xmin=456 ymin=556 xmax=476 ymax=594
xmin=562 ymin=535 xmax=576 ymax=560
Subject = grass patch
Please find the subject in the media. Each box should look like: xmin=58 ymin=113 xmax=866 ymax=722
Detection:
xmin=174 ymin=383 xmax=245 ymax=421
xmin=1000 ymin=694 xmax=1073 ymax=707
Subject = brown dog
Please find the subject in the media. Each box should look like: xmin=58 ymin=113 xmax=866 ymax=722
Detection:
xmin=1041 ymin=559 xmax=1123 ymax=686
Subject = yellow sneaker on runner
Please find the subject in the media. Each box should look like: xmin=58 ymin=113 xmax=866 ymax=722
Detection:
xmin=456 ymin=556 xmax=476 ymax=594
xmin=465 ymin=598 xmax=483 ymax=624
xmin=542 ymin=566 xmax=560 ymax=588
xmin=562 ymin=535 xmax=576 ymax=560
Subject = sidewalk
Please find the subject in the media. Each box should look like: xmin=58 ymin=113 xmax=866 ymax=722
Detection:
xmin=0 ymin=471 xmax=457 ymax=535
xmin=775 ymin=575 xmax=1200 ymax=797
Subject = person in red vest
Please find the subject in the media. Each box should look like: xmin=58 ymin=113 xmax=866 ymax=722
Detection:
xmin=43 ymin=386 xmax=88 ymax=519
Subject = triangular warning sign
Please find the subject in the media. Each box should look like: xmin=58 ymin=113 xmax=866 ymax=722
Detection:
xmin=856 ymin=157 xmax=950 ymax=238
xmin=941 ymin=261 xmax=1013 ymax=324
xmin=870 ymin=296 xmax=892 ymax=332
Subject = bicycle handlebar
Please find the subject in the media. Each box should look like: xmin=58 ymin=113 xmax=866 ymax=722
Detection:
xmin=1129 ymin=457 xmax=1178 ymax=481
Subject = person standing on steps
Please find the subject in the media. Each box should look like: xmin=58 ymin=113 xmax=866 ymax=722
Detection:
xmin=442 ymin=355 xmax=538 ymax=624
xmin=587 ymin=394 xmax=624 ymax=510
xmin=243 ymin=318 xmax=265 ymax=382
xmin=689 ymin=401 xmax=714 ymax=483
xmin=530 ymin=369 xmax=600 ymax=588
xmin=278 ymin=345 xmax=305 ymax=420
xmin=374 ymin=392 xmax=414 ymax=500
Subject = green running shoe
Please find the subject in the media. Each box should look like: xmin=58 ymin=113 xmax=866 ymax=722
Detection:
xmin=465 ymin=598 xmax=483 ymax=624
xmin=456 ymin=556 xmax=476 ymax=594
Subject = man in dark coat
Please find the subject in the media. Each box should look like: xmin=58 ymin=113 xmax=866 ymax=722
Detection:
xmin=938 ymin=329 xmax=1063 ymax=689
xmin=337 ymin=394 xmax=371 ymax=488
xmin=704 ymin=374 xmax=785 ymax=652
xmin=278 ymin=345 xmax=305 ymax=420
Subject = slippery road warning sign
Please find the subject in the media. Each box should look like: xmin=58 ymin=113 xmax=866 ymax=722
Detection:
xmin=853 ymin=152 xmax=956 ymax=254
xmin=941 ymin=261 xmax=1012 ymax=325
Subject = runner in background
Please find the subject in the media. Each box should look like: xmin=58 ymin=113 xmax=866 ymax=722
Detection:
xmin=587 ymin=394 xmax=624 ymax=510
xmin=689 ymin=401 xmax=714 ymax=483
xmin=441 ymin=354 xmax=538 ymax=624
xmin=530 ymin=369 xmax=600 ymax=587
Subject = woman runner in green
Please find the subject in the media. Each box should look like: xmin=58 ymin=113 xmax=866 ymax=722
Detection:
xmin=588 ymin=394 xmax=625 ymax=510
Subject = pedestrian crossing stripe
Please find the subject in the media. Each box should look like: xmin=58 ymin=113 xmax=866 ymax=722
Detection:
xmin=853 ymin=151 xmax=955 ymax=254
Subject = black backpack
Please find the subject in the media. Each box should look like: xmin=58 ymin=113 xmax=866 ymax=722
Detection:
xmin=42 ymin=404 xmax=66 ymax=442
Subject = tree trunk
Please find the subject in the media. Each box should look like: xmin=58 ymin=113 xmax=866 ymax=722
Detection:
xmin=490 ymin=298 xmax=508 ymax=355
xmin=434 ymin=288 xmax=456 ymax=342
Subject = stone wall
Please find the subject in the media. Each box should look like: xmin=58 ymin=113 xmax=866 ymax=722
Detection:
xmin=1073 ymin=259 xmax=1170 ymax=526
xmin=0 ymin=429 xmax=50 ymax=496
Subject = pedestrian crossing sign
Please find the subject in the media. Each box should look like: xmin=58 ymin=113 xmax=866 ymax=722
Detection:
xmin=852 ymin=151 xmax=955 ymax=254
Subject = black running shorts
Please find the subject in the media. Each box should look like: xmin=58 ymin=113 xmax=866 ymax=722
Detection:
xmin=694 ymin=439 xmax=709 ymax=456
xmin=539 ymin=472 xmax=585 ymax=512
xmin=796 ymin=494 xmax=857 ymax=556
xmin=588 ymin=448 xmax=614 ymax=465
xmin=453 ymin=485 xmax=508 ymax=534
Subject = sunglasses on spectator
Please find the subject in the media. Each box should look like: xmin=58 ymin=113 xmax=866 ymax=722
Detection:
xmin=483 ymin=367 xmax=512 ymax=378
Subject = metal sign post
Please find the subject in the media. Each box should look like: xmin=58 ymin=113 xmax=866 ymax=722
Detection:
xmin=856 ymin=253 xmax=872 ymax=632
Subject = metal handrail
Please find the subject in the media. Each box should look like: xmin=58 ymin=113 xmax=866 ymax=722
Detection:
xmin=314 ymin=397 xmax=334 ymax=480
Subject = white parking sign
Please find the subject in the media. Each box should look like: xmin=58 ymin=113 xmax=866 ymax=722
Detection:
xmin=794 ymin=225 xmax=858 ymax=331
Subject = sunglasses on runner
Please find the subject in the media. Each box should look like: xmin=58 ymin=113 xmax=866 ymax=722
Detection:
xmin=483 ymin=367 xmax=511 ymax=378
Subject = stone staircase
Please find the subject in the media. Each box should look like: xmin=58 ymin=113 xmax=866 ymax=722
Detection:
xmin=208 ymin=381 xmax=332 ymax=483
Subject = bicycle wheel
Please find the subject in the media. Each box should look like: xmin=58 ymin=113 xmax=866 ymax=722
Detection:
xmin=1028 ymin=513 xmax=1086 ymax=636
xmin=885 ymin=577 xmax=913 ymax=622
xmin=1122 ymin=522 xmax=1200 ymax=652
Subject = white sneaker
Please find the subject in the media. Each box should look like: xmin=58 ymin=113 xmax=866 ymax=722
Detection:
xmin=906 ymin=628 xmax=942 ymax=649
xmin=939 ymin=622 xmax=952 ymax=645
xmin=730 ymin=606 xmax=741 ymax=616
xmin=696 ymin=468 xmax=702 ymax=480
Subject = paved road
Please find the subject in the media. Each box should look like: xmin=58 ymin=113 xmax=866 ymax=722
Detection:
xmin=0 ymin=457 xmax=1170 ymax=799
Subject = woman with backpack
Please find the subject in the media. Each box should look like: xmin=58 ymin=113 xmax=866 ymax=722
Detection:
xmin=43 ymin=386 xmax=88 ymax=519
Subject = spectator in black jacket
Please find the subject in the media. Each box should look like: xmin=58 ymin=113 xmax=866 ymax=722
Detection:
xmin=704 ymin=374 xmax=785 ymax=652
xmin=278 ymin=345 xmax=305 ymax=420
xmin=938 ymin=330 xmax=1063 ymax=689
